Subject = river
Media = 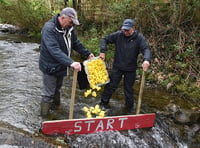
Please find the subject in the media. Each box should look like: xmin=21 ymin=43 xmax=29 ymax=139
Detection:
xmin=0 ymin=24 xmax=199 ymax=148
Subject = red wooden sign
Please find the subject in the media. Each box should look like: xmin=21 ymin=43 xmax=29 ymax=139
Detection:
xmin=42 ymin=113 xmax=155 ymax=135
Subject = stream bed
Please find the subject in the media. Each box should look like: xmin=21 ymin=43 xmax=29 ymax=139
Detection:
xmin=0 ymin=24 xmax=199 ymax=148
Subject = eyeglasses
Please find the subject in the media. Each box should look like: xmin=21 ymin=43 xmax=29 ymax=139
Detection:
xmin=64 ymin=16 xmax=74 ymax=26
xmin=123 ymin=29 xmax=130 ymax=32
xmin=69 ymin=17 xmax=74 ymax=25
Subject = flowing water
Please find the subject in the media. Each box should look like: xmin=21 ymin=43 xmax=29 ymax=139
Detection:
xmin=0 ymin=26 xmax=199 ymax=148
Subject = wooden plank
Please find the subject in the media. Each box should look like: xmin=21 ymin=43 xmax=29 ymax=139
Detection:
xmin=69 ymin=70 xmax=77 ymax=119
xmin=42 ymin=113 xmax=155 ymax=135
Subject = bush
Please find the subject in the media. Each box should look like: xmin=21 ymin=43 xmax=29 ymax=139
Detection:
xmin=0 ymin=0 xmax=56 ymax=36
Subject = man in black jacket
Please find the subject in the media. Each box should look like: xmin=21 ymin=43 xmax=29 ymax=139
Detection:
xmin=99 ymin=19 xmax=150 ymax=114
xmin=39 ymin=7 xmax=94 ymax=116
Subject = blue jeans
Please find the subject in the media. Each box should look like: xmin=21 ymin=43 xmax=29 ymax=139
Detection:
xmin=41 ymin=73 xmax=64 ymax=103
xmin=101 ymin=67 xmax=136 ymax=109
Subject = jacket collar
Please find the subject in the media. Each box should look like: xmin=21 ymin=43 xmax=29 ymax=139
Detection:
xmin=122 ymin=30 xmax=138 ymax=41
xmin=53 ymin=14 xmax=62 ymax=30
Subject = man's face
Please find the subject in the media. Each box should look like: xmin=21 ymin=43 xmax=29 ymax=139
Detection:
xmin=122 ymin=27 xmax=134 ymax=37
xmin=61 ymin=16 xmax=74 ymax=29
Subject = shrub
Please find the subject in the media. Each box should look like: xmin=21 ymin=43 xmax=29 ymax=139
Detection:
xmin=0 ymin=0 xmax=57 ymax=36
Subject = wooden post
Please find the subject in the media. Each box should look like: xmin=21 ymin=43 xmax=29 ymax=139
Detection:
xmin=69 ymin=70 xmax=78 ymax=119
xmin=136 ymin=71 xmax=145 ymax=115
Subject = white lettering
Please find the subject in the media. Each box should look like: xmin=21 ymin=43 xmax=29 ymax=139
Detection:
xmin=119 ymin=118 xmax=128 ymax=128
xmin=85 ymin=120 xmax=95 ymax=131
xmin=107 ymin=119 xmax=114 ymax=129
xmin=135 ymin=123 xmax=140 ymax=128
xmin=95 ymin=120 xmax=104 ymax=131
xmin=74 ymin=121 xmax=82 ymax=132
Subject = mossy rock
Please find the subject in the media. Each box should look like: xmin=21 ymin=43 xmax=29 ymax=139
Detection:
xmin=174 ymin=109 xmax=200 ymax=124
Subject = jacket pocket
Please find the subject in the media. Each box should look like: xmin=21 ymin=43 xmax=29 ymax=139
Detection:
xmin=46 ymin=64 xmax=63 ymax=75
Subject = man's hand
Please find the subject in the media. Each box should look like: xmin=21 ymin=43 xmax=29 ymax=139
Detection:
xmin=142 ymin=61 xmax=150 ymax=72
xmin=70 ymin=62 xmax=81 ymax=71
xmin=99 ymin=53 xmax=105 ymax=60
xmin=88 ymin=53 xmax=94 ymax=60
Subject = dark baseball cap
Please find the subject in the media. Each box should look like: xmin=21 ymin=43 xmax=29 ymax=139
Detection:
xmin=60 ymin=7 xmax=80 ymax=25
xmin=121 ymin=19 xmax=134 ymax=30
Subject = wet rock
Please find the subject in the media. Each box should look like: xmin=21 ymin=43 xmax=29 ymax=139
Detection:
xmin=0 ymin=122 xmax=68 ymax=147
xmin=0 ymin=24 xmax=28 ymax=35
xmin=185 ymin=123 xmax=200 ymax=145
xmin=191 ymin=124 xmax=200 ymax=133
xmin=174 ymin=110 xmax=191 ymax=124
xmin=190 ymin=126 xmax=200 ymax=146
xmin=0 ymin=24 xmax=20 ymax=34
xmin=165 ymin=104 xmax=200 ymax=125
xmin=165 ymin=103 xmax=180 ymax=116
xmin=174 ymin=109 xmax=200 ymax=124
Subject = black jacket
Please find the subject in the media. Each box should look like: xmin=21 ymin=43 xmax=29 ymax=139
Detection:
xmin=39 ymin=14 xmax=91 ymax=76
xmin=100 ymin=30 xmax=150 ymax=71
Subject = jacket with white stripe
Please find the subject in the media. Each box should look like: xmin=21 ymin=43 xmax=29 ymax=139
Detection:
xmin=39 ymin=14 xmax=91 ymax=76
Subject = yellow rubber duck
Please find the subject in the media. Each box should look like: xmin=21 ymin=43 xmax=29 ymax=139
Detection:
xmin=82 ymin=106 xmax=89 ymax=112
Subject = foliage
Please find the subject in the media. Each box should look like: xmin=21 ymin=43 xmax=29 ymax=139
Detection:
xmin=0 ymin=0 xmax=9 ymax=4
xmin=0 ymin=0 xmax=64 ymax=36
xmin=79 ymin=27 xmax=100 ymax=56
xmin=176 ymin=82 xmax=200 ymax=100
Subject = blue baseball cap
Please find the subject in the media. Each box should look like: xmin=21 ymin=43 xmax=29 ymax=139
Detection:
xmin=121 ymin=19 xmax=134 ymax=30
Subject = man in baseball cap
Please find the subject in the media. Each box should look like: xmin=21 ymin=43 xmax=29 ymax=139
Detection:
xmin=39 ymin=7 xmax=94 ymax=116
xmin=60 ymin=7 xmax=80 ymax=25
xmin=99 ymin=18 xmax=150 ymax=115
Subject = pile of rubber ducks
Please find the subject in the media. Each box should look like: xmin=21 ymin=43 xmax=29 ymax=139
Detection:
xmin=82 ymin=104 xmax=106 ymax=118
xmin=87 ymin=58 xmax=108 ymax=86
xmin=84 ymin=58 xmax=109 ymax=98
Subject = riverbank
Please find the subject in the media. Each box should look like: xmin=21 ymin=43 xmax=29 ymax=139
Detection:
xmin=0 ymin=121 xmax=69 ymax=147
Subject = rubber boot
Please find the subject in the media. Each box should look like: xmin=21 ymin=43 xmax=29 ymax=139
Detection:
xmin=127 ymin=107 xmax=134 ymax=115
xmin=99 ymin=102 xmax=107 ymax=110
xmin=126 ymin=103 xmax=136 ymax=115
xmin=40 ymin=102 xmax=51 ymax=116
xmin=53 ymin=92 xmax=60 ymax=106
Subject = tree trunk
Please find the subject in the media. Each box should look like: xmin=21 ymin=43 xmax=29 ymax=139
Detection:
xmin=77 ymin=0 xmax=81 ymax=12
xmin=64 ymin=0 xmax=68 ymax=7
xmin=73 ymin=0 xmax=77 ymax=9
